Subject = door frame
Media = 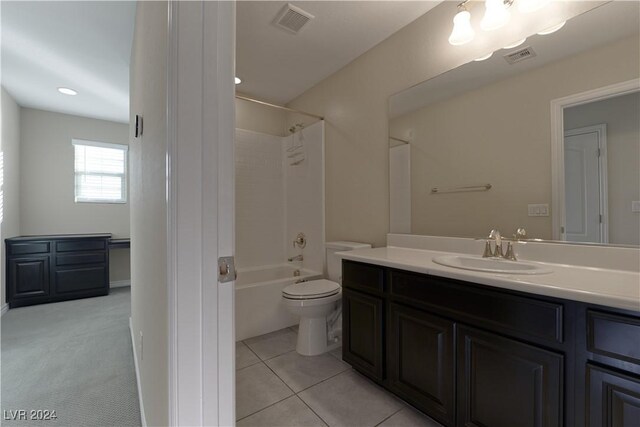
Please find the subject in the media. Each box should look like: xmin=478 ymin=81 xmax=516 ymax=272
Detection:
xmin=550 ymin=78 xmax=640 ymax=241
xmin=563 ymin=124 xmax=608 ymax=243
xmin=166 ymin=1 xmax=236 ymax=425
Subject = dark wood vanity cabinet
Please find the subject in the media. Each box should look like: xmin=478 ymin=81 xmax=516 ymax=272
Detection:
xmin=457 ymin=325 xmax=563 ymax=427
xmin=6 ymin=234 xmax=111 ymax=308
xmin=342 ymin=288 xmax=385 ymax=381
xmin=388 ymin=302 xmax=455 ymax=426
xmin=342 ymin=259 xmax=640 ymax=427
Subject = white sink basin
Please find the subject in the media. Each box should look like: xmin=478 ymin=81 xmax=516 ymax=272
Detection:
xmin=432 ymin=255 xmax=551 ymax=275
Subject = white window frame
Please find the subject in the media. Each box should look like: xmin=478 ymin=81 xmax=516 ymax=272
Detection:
xmin=72 ymin=139 xmax=129 ymax=204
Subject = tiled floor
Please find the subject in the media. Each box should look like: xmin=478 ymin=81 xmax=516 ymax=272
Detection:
xmin=236 ymin=327 xmax=443 ymax=427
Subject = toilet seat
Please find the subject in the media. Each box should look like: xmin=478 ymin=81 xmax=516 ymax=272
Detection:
xmin=282 ymin=279 xmax=340 ymax=300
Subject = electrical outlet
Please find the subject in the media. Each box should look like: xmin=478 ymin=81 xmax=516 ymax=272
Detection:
xmin=632 ymin=201 xmax=640 ymax=213
xmin=139 ymin=331 xmax=144 ymax=361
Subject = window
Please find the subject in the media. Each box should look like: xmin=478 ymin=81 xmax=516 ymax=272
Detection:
xmin=73 ymin=139 xmax=128 ymax=203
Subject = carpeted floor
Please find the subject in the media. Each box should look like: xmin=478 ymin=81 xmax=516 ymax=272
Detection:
xmin=1 ymin=287 xmax=141 ymax=427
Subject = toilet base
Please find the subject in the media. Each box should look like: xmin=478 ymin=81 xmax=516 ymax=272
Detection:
xmin=296 ymin=316 xmax=341 ymax=356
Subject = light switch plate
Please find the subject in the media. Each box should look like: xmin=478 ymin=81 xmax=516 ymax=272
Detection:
xmin=632 ymin=201 xmax=640 ymax=213
xmin=528 ymin=204 xmax=549 ymax=217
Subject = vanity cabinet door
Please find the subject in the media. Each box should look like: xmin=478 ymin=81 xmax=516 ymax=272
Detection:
xmin=388 ymin=303 xmax=455 ymax=427
xmin=587 ymin=364 xmax=640 ymax=427
xmin=342 ymin=288 xmax=385 ymax=382
xmin=457 ymin=325 xmax=563 ymax=427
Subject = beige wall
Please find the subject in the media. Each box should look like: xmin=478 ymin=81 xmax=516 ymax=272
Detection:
xmin=286 ymin=1 xmax=602 ymax=247
xmin=19 ymin=108 xmax=131 ymax=281
xmin=390 ymin=36 xmax=639 ymax=240
xmin=129 ymin=1 xmax=168 ymax=425
xmin=1 ymin=87 xmax=21 ymax=305
xmin=565 ymin=92 xmax=640 ymax=246
xmin=236 ymin=94 xmax=287 ymax=136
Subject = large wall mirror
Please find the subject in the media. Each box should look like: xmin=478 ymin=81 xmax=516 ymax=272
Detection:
xmin=388 ymin=2 xmax=639 ymax=246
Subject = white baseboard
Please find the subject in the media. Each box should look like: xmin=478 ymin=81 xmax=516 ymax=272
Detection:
xmin=111 ymin=280 xmax=131 ymax=288
xmin=1 ymin=303 xmax=9 ymax=317
xmin=129 ymin=317 xmax=147 ymax=427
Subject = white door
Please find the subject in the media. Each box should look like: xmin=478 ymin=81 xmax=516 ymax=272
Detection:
xmin=168 ymin=1 xmax=235 ymax=425
xmin=389 ymin=143 xmax=411 ymax=233
xmin=563 ymin=125 xmax=608 ymax=243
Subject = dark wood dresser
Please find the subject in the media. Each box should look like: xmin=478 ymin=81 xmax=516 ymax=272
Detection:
xmin=5 ymin=234 xmax=113 ymax=308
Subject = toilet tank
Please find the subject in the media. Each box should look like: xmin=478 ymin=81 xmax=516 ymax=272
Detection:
xmin=325 ymin=241 xmax=372 ymax=283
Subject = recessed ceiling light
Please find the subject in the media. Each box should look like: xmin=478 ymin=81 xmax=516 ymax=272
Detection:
xmin=235 ymin=77 xmax=242 ymax=85
xmin=57 ymin=87 xmax=78 ymax=96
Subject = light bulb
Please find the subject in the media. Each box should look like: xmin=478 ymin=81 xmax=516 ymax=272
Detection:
xmin=474 ymin=52 xmax=493 ymax=61
xmin=481 ymin=0 xmax=511 ymax=31
xmin=518 ymin=0 xmax=551 ymax=13
xmin=448 ymin=9 xmax=475 ymax=46
xmin=537 ymin=21 xmax=566 ymax=35
xmin=503 ymin=38 xmax=526 ymax=49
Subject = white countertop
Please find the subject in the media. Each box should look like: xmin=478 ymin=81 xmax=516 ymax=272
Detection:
xmin=338 ymin=246 xmax=640 ymax=312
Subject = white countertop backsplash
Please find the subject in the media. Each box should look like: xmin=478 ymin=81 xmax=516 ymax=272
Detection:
xmin=336 ymin=234 xmax=640 ymax=312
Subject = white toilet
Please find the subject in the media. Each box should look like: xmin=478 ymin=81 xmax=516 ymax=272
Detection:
xmin=282 ymin=241 xmax=371 ymax=356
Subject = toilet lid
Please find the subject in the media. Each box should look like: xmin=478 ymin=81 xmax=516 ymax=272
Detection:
xmin=282 ymin=279 xmax=340 ymax=299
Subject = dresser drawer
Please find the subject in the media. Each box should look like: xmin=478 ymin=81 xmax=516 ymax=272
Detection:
xmin=56 ymin=252 xmax=106 ymax=266
xmin=8 ymin=241 xmax=50 ymax=255
xmin=342 ymin=261 xmax=385 ymax=294
xmin=54 ymin=266 xmax=107 ymax=293
xmin=56 ymin=239 xmax=106 ymax=253
xmin=391 ymin=270 xmax=564 ymax=344
xmin=587 ymin=310 xmax=640 ymax=365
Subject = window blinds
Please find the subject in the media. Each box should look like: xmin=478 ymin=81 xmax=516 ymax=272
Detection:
xmin=73 ymin=139 xmax=128 ymax=203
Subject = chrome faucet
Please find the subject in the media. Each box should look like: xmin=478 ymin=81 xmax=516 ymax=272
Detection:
xmin=487 ymin=229 xmax=504 ymax=258
xmin=483 ymin=228 xmax=526 ymax=261
xmin=288 ymin=254 xmax=304 ymax=262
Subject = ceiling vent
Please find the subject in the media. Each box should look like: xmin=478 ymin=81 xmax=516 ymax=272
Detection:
xmin=503 ymin=46 xmax=537 ymax=65
xmin=274 ymin=3 xmax=314 ymax=34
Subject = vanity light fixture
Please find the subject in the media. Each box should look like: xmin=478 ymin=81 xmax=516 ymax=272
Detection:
xmin=517 ymin=0 xmax=551 ymax=13
xmin=481 ymin=0 xmax=512 ymax=31
xmin=503 ymin=38 xmax=526 ymax=49
xmin=57 ymin=87 xmax=78 ymax=96
xmin=235 ymin=77 xmax=242 ymax=85
xmin=537 ymin=21 xmax=566 ymax=35
xmin=474 ymin=52 xmax=493 ymax=61
xmin=448 ymin=2 xmax=475 ymax=46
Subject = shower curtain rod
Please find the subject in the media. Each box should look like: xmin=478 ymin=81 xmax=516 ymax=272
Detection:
xmin=389 ymin=136 xmax=410 ymax=145
xmin=235 ymin=94 xmax=324 ymax=121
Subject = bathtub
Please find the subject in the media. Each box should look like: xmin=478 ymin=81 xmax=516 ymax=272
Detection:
xmin=235 ymin=264 xmax=322 ymax=341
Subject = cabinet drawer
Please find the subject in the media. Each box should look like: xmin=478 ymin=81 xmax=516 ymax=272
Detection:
xmin=56 ymin=252 xmax=106 ymax=266
xmin=391 ymin=270 xmax=564 ymax=344
xmin=56 ymin=240 xmax=106 ymax=253
xmin=587 ymin=310 xmax=640 ymax=365
xmin=342 ymin=261 xmax=385 ymax=294
xmin=55 ymin=266 xmax=107 ymax=293
xmin=8 ymin=241 xmax=50 ymax=255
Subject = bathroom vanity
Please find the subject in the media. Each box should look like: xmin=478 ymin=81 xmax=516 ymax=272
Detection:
xmin=340 ymin=242 xmax=640 ymax=427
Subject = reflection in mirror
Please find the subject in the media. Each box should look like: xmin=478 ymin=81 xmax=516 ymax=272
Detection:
xmin=388 ymin=2 xmax=639 ymax=246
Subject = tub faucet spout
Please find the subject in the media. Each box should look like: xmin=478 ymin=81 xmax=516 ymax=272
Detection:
xmin=288 ymin=254 xmax=304 ymax=262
